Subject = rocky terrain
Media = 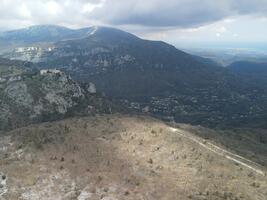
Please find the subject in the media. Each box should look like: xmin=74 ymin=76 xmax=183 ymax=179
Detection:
xmin=0 ymin=57 xmax=33 ymax=76
xmin=1 ymin=26 xmax=267 ymax=199
xmin=0 ymin=68 xmax=115 ymax=131
xmin=0 ymin=114 xmax=266 ymax=200
xmin=1 ymin=25 xmax=267 ymax=128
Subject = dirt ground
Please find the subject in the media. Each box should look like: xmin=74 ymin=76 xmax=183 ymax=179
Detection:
xmin=0 ymin=114 xmax=267 ymax=200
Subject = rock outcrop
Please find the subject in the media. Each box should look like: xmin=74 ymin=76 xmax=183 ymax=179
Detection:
xmin=0 ymin=69 xmax=113 ymax=131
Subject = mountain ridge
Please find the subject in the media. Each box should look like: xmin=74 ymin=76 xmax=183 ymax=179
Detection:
xmin=1 ymin=25 xmax=267 ymax=128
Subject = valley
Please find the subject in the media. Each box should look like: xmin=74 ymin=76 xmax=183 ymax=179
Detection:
xmin=1 ymin=25 xmax=267 ymax=128
xmin=0 ymin=24 xmax=267 ymax=200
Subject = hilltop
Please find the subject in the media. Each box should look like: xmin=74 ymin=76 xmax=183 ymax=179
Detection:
xmin=0 ymin=68 xmax=116 ymax=131
xmin=0 ymin=114 xmax=266 ymax=199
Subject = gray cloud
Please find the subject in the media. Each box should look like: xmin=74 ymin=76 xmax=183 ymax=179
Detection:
xmin=90 ymin=0 xmax=267 ymax=27
xmin=0 ymin=0 xmax=104 ymax=30
xmin=0 ymin=0 xmax=267 ymax=31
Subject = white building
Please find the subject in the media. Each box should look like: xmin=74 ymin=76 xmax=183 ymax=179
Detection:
xmin=40 ymin=69 xmax=62 ymax=75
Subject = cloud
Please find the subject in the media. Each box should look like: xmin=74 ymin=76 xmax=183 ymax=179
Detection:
xmin=90 ymin=0 xmax=227 ymax=27
xmin=0 ymin=0 xmax=267 ymax=31
xmin=90 ymin=0 xmax=267 ymax=27
xmin=0 ymin=0 xmax=104 ymax=30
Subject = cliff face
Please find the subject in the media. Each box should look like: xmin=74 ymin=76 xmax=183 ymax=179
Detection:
xmin=0 ymin=69 xmax=116 ymax=131
xmin=0 ymin=70 xmax=85 ymax=130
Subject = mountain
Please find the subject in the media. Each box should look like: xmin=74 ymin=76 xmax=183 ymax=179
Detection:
xmin=1 ymin=25 xmax=267 ymax=128
xmin=0 ymin=25 xmax=94 ymax=44
xmin=0 ymin=25 xmax=96 ymax=54
xmin=35 ymin=27 xmax=227 ymax=96
xmin=0 ymin=115 xmax=266 ymax=199
xmin=34 ymin=27 xmax=267 ymax=128
xmin=0 ymin=26 xmax=267 ymax=200
xmin=0 ymin=64 xmax=116 ymax=131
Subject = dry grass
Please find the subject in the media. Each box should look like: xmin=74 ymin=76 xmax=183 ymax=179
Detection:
xmin=0 ymin=114 xmax=267 ymax=200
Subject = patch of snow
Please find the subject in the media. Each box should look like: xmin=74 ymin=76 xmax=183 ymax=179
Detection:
xmin=169 ymin=127 xmax=178 ymax=132
xmin=0 ymin=173 xmax=8 ymax=197
xmin=20 ymin=171 xmax=76 ymax=200
xmin=78 ymin=187 xmax=92 ymax=200
xmin=89 ymin=26 xmax=98 ymax=35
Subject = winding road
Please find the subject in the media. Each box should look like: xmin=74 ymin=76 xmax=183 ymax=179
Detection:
xmin=169 ymin=127 xmax=266 ymax=176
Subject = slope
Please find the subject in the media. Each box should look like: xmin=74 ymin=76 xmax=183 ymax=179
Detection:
xmin=0 ymin=114 xmax=266 ymax=199
xmin=0 ymin=67 xmax=115 ymax=131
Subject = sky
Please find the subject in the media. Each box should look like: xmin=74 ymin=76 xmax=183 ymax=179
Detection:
xmin=1 ymin=0 xmax=267 ymax=50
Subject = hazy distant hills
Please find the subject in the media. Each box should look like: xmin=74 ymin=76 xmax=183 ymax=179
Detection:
xmin=0 ymin=25 xmax=96 ymax=54
xmin=1 ymin=25 xmax=267 ymax=128
xmin=229 ymin=61 xmax=267 ymax=75
xmin=184 ymin=48 xmax=267 ymax=66
xmin=228 ymin=61 xmax=267 ymax=87
xmin=0 ymin=25 xmax=94 ymax=44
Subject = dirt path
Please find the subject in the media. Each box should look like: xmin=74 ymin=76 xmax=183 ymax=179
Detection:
xmin=169 ymin=127 xmax=266 ymax=176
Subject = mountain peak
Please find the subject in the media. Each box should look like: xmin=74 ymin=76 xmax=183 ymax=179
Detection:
xmin=88 ymin=26 xmax=99 ymax=35
xmin=0 ymin=25 xmax=140 ymax=45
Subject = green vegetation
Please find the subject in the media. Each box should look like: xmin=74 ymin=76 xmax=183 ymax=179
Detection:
xmin=0 ymin=65 xmax=23 ymax=76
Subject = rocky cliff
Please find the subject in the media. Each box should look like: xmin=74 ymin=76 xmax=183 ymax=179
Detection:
xmin=0 ymin=69 xmax=114 ymax=131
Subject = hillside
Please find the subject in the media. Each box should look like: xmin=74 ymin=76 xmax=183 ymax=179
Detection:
xmin=0 ymin=57 xmax=33 ymax=76
xmin=1 ymin=26 xmax=267 ymax=128
xmin=0 ymin=25 xmax=95 ymax=53
xmin=228 ymin=61 xmax=267 ymax=89
xmin=0 ymin=115 xmax=266 ymax=199
xmin=0 ymin=68 xmax=115 ymax=131
xmin=36 ymin=27 xmax=267 ymax=128
xmin=1 ymin=2 xmax=267 ymax=200
xmin=229 ymin=61 xmax=267 ymax=76
xmin=40 ymin=26 xmax=224 ymax=90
